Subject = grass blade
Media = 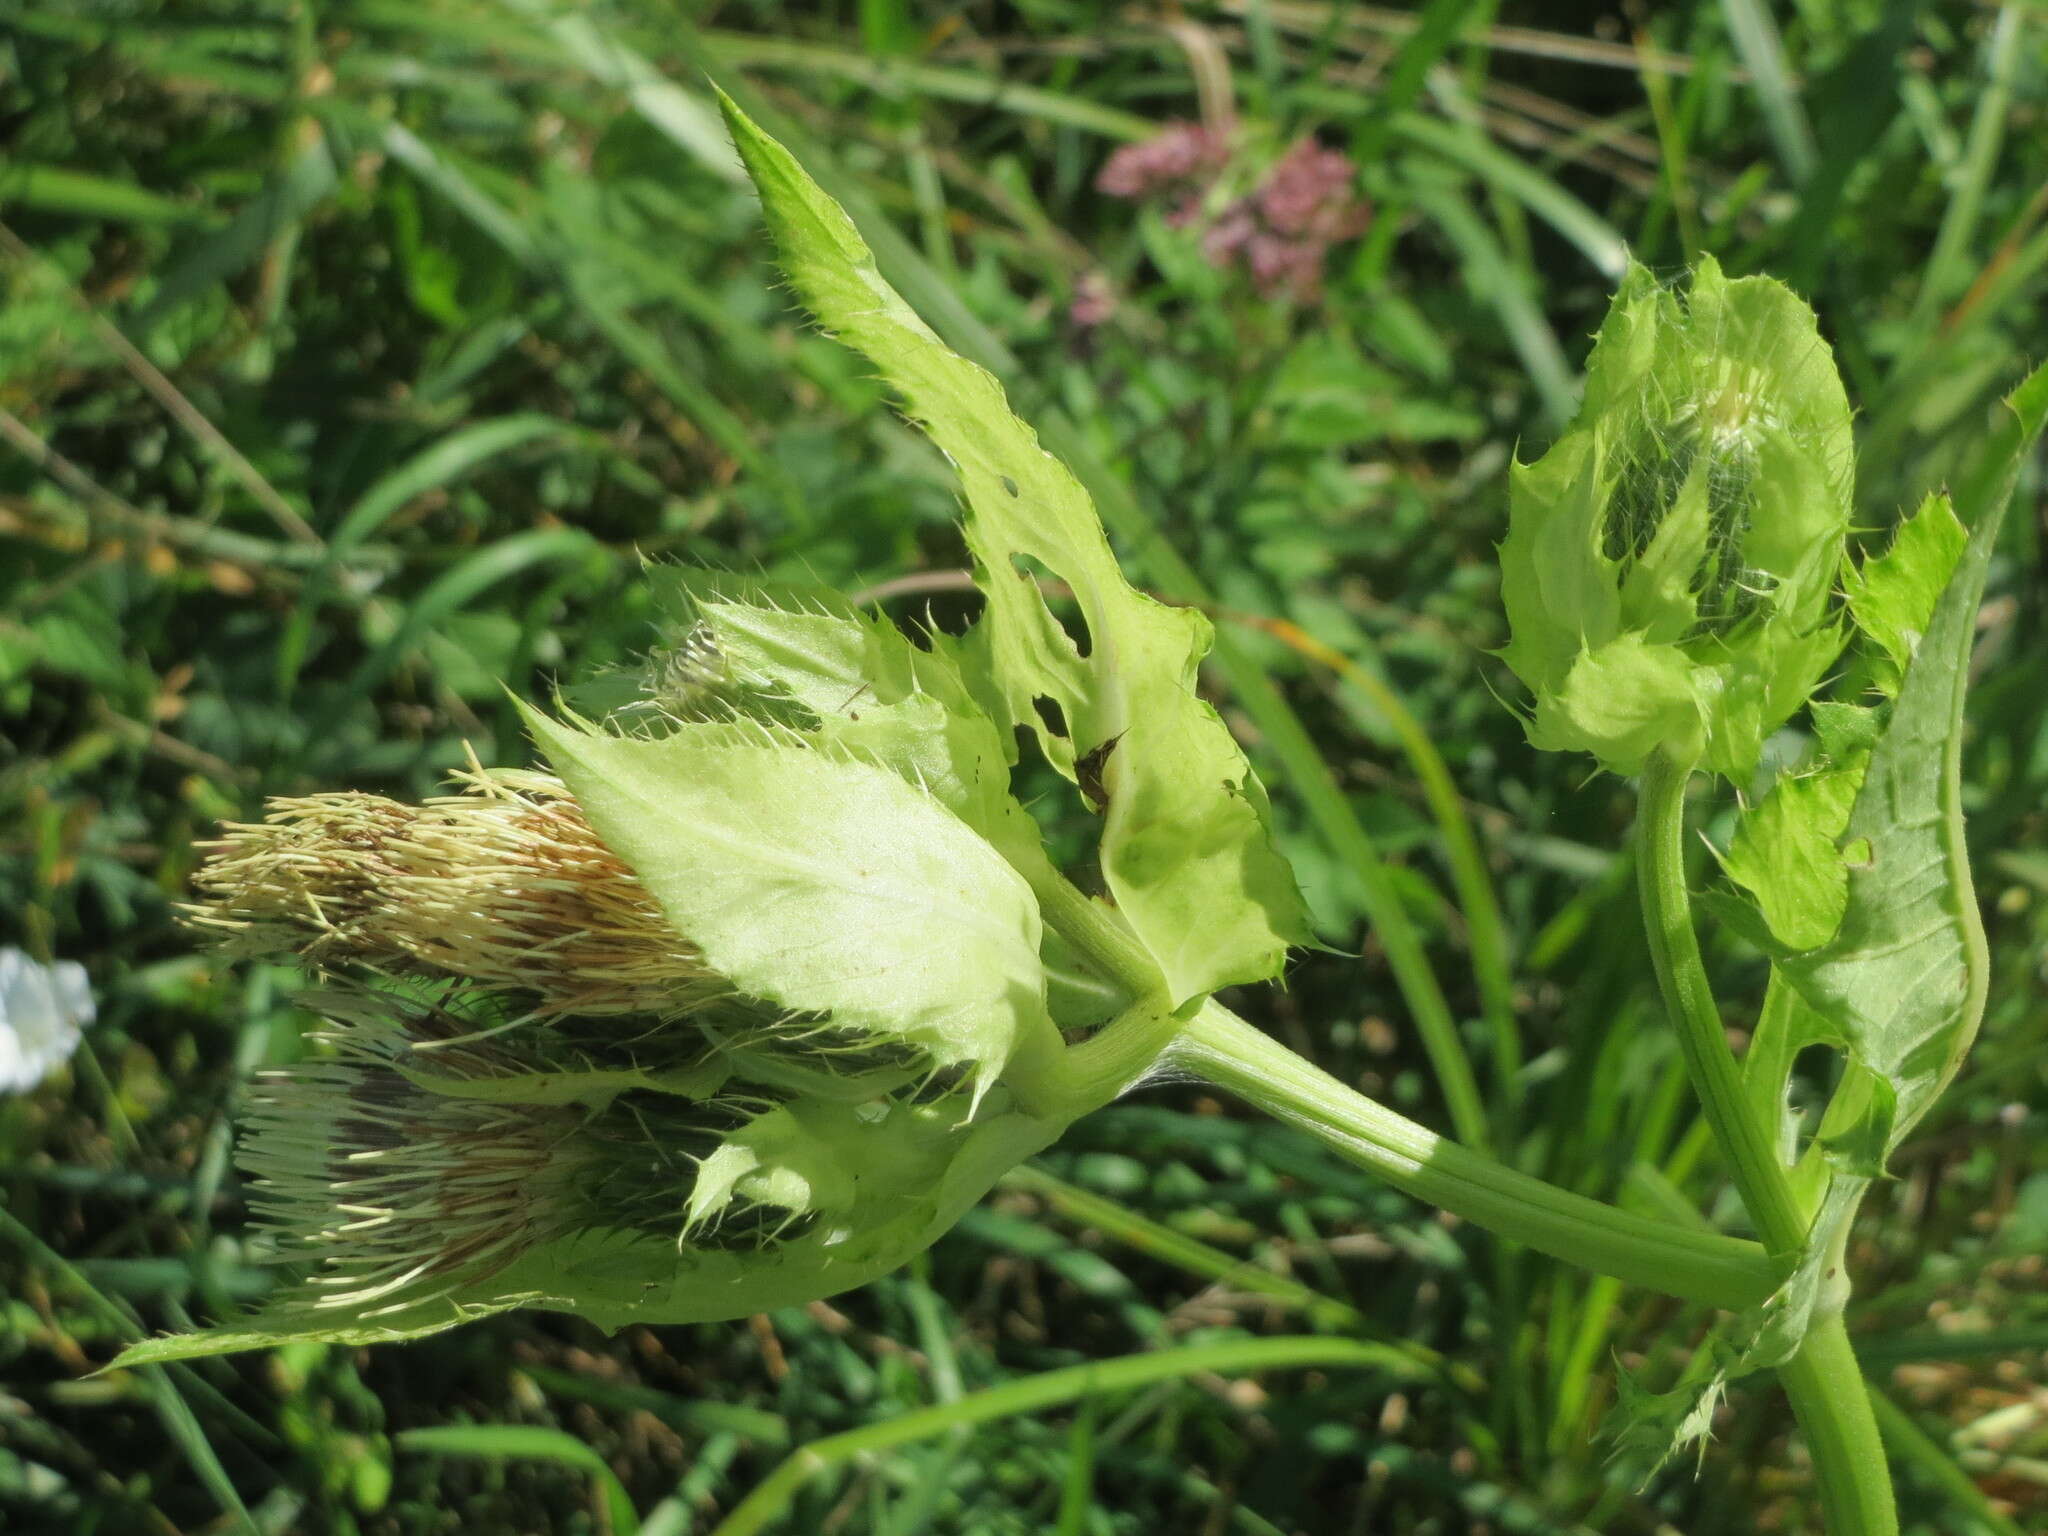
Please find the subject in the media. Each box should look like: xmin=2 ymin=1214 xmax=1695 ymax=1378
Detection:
xmin=339 ymin=525 xmax=604 ymax=703
xmin=399 ymin=1424 xmax=640 ymax=1535
xmin=701 ymin=31 xmax=1157 ymax=141
xmin=1867 ymin=1390 xmax=2027 ymax=1536
xmin=127 ymin=139 xmax=339 ymax=341
xmin=1390 ymin=114 xmax=1628 ymax=280
xmin=1052 ymin=1392 xmax=1098 ymax=1536
xmin=1000 ymin=1164 xmax=1370 ymax=1336
xmin=1906 ymin=5 xmax=2025 ymax=335
xmin=1719 ymin=0 xmax=1817 ymax=182
xmin=1403 ymin=174 xmax=1576 ymax=430
xmin=329 ymin=414 xmax=587 ymax=554
xmin=0 ymin=164 xmax=217 ymax=225
xmin=708 ymin=1336 xmax=1417 ymax=1536
xmin=0 ymin=1204 xmax=258 ymax=1535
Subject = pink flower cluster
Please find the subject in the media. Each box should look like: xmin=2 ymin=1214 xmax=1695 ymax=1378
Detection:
xmin=1094 ymin=121 xmax=1232 ymax=200
xmin=1095 ymin=125 xmax=1370 ymax=300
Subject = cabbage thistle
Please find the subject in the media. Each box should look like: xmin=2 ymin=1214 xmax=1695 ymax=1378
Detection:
xmin=108 ymin=101 xmax=1813 ymax=1368
xmin=116 ymin=105 xmax=2035 ymax=1534
xmin=1498 ymin=257 xmax=1854 ymax=779
xmin=182 ymin=745 xmax=1078 ymax=1345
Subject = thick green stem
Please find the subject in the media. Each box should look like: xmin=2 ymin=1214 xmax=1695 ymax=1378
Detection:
xmin=1021 ymin=868 xmax=1188 ymax=1114
xmin=1060 ymin=996 xmax=1185 ymax=1114
xmin=1634 ymin=751 xmax=1807 ymax=1256
xmin=1779 ymin=1318 xmax=1899 ymax=1536
xmin=1029 ymin=867 xmax=1166 ymax=1003
xmin=1039 ymin=850 xmax=1891 ymax=1525
xmin=1171 ymin=1003 xmax=1778 ymax=1312
xmin=1031 ymin=866 xmax=1776 ymax=1309
xmin=1634 ymin=751 xmax=1897 ymax=1534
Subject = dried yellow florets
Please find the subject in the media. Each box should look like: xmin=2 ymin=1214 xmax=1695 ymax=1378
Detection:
xmin=187 ymin=762 xmax=725 ymax=1020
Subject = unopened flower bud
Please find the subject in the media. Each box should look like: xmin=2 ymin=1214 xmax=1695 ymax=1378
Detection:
xmin=1498 ymin=258 xmax=1853 ymax=779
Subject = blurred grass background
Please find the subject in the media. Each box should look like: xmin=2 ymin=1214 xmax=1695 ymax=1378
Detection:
xmin=3 ymin=1 xmax=2047 ymax=1531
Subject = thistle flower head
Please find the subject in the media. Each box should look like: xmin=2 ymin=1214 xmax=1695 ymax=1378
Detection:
xmin=188 ymin=766 xmax=724 ymax=1020
xmin=241 ymin=987 xmax=716 ymax=1315
xmin=179 ymin=710 xmax=1072 ymax=1346
xmin=1498 ymin=258 xmax=1854 ymax=779
xmin=241 ymin=1059 xmax=631 ymax=1315
xmin=233 ymin=981 xmax=1059 ymax=1332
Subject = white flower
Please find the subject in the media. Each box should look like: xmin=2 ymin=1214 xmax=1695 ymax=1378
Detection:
xmin=0 ymin=947 xmax=95 ymax=1092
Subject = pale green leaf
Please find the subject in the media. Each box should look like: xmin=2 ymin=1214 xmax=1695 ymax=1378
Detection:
xmin=478 ymin=1097 xmax=1067 ymax=1333
xmin=1779 ymin=361 xmax=2048 ymax=1154
xmin=1811 ymin=699 xmax=1882 ymax=759
xmin=684 ymin=1096 xmax=961 ymax=1236
xmin=1604 ymin=1173 xmax=1864 ymax=1477
xmin=111 ymin=1298 xmax=528 ymax=1367
xmin=1722 ymin=758 xmax=1865 ymax=950
xmin=1808 ymin=1064 xmax=1898 ymax=1181
xmin=1846 ymin=493 xmax=1969 ymax=695
xmin=715 ymin=89 xmax=1306 ymax=1007
xmin=1607 ymin=1340 xmax=1733 ymax=1478
xmin=114 ymin=1098 xmax=1073 ymax=1362
xmin=655 ymin=573 xmax=1047 ymax=874
xmin=1498 ymin=431 xmax=1619 ymax=697
xmin=1744 ymin=1175 xmax=1863 ymax=1367
xmin=521 ymin=706 xmax=1056 ymax=1098
xmin=1697 ymin=616 xmax=1846 ymax=784
xmin=1740 ymin=976 xmax=1843 ymax=1209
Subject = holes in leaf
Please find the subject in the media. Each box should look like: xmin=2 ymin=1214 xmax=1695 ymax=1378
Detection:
xmin=1841 ymin=836 xmax=1874 ymax=870
xmin=1783 ymin=1041 xmax=1843 ymax=1127
xmin=1007 ymin=715 xmax=1092 ymax=871
xmin=1000 ymin=475 xmax=1020 ymax=497
xmin=1031 ymin=695 xmax=1070 ymax=740
xmin=1011 ymin=553 xmax=1091 ymax=658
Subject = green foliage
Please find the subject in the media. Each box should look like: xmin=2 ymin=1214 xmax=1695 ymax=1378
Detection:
xmin=120 ymin=104 xmax=1327 ymax=1366
xmin=638 ymin=572 xmax=1050 ymax=875
xmin=718 ymin=91 xmax=1309 ymax=1007
xmin=1775 ymin=362 xmax=2048 ymax=1158
xmin=396 ymin=1426 xmax=640 ymax=1536
xmin=1845 ymin=493 xmax=1970 ymax=697
xmin=1611 ymin=360 xmax=2048 ymax=1478
xmin=1722 ymin=760 xmax=1865 ymax=952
